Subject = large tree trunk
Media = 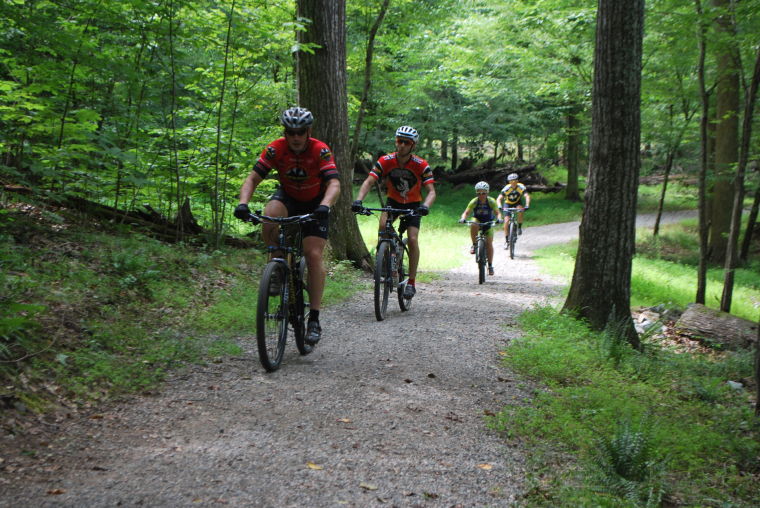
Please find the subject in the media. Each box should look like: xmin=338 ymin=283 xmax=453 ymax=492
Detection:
xmin=695 ymin=0 xmax=710 ymax=304
xmin=708 ymin=0 xmax=739 ymax=265
xmin=296 ymin=0 xmax=370 ymax=267
xmin=721 ymin=45 xmax=760 ymax=311
xmin=565 ymin=103 xmax=582 ymax=202
xmin=563 ymin=0 xmax=644 ymax=349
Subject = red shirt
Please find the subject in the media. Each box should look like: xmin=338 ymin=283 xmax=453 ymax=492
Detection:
xmin=254 ymin=138 xmax=339 ymax=202
xmin=370 ymin=153 xmax=434 ymax=204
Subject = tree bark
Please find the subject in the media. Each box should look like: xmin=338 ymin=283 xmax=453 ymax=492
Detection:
xmin=721 ymin=45 xmax=760 ymax=311
xmin=709 ymin=0 xmax=739 ymax=265
xmin=563 ymin=0 xmax=644 ymax=349
xmin=296 ymin=0 xmax=370 ymax=266
xmin=695 ymin=0 xmax=710 ymax=304
xmin=565 ymin=103 xmax=582 ymax=201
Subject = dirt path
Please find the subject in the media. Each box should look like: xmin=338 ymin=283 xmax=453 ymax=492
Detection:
xmin=0 ymin=212 xmax=694 ymax=507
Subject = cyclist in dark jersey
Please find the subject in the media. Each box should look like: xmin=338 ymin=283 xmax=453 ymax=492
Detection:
xmin=352 ymin=126 xmax=436 ymax=299
xmin=234 ymin=107 xmax=340 ymax=345
xmin=459 ymin=181 xmax=502 ymax=275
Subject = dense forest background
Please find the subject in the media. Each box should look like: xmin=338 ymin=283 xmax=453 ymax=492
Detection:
xmin=1 ymin=0 xmax=759 ymax=246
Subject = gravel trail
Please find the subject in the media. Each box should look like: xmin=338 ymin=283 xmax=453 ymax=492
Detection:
xmin=0 ymin=211 xmax=694 ymax=507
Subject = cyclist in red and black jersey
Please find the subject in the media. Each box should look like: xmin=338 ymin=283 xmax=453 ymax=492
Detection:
xmin=352 ymin=125 xmax=436 ymax=299
xmin=234 ymin=107 xmax=340 ymax=345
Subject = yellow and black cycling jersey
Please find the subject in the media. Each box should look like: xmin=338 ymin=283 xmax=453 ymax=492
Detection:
xmin=499 ymin=183 xmax=527 ymax=206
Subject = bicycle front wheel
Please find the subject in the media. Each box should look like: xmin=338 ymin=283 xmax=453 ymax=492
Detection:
xmin=477 ymin=238 xmax=486 ymax=284
xmin=508 ymin=223 xmax=517 ymax=259
xmin=256 ymin=261 xmax=288 ymax=372
xmin=374 ymin=241 xmax=391 ymax=321
xmin=293 ymin=257 xmax=312 ymax=355
xmin=397 ymin=239 xmax=413 ymax=312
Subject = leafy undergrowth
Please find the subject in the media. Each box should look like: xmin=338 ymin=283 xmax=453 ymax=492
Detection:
xmin=492 ymin=306 xmax=759 ymax=507
xmin=0 ymin=200 xmax=360 ymax=434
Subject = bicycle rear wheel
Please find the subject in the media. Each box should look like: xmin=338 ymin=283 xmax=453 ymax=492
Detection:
xmin=508 ymin=223 xmax=517 ymax=259
xmin=477 ymin=237 xmax=486 ymax=284
xmin=397 ymin=239 xmax=413 ymax=312
xmin=374 ymin=241 xmax=391 ymax=321
xmin=256 ymin=261 xmax=288 ymax=372
xmin=293 ymin=257 xmax=312 ymax=355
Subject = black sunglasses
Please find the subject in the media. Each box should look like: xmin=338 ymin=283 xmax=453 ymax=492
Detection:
xmin=285 ymin=128 xmax=308 ymax=137
xmin=396 ymin=138 xmax=413 ymax=145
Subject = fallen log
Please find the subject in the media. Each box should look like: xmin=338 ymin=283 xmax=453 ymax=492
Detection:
xmin=674 ymin=303 xmax=758 ymax=350
xmin=3 ymin=185 xmax=256 ymax=249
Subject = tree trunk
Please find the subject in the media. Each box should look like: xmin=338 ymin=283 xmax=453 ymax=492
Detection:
xmin=695 ymin=0 xmax=709 ymax=304
xmin=708 ymin=0 xmax=739 ymax=265
xmin=296 ymin=0 xmax=370 ymax=266
xmin=565 ymin=103 xmax=581 ymax=201
xmin=348 ymin=0 xmax=390 ymax=163
xmin=451 ymin=130 xmax=459 ymax=172
xmin=563 ymin=0 xmax=644 ymax=349
xmin=740 ymin=183 xmax=759 ymax=262
xmin=721 ymin=45 xmax=760 ymax=311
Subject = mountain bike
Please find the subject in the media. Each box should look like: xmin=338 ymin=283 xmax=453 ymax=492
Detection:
xmin=244 ymin=211 xmax=314 ymax=372
xmin=503 ymin=207 xmax=528 ymax=260
xmin=460 ymin=219 xmax=500 ymax=284
xmin=354 ymin=206 xmax=416 ymax=321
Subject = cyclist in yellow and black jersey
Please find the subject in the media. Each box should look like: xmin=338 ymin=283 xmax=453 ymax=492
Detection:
xmin=496 ymin=172 xmax=530 ymax=245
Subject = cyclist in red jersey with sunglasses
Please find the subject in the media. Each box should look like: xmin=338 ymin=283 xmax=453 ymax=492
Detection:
xmin=234 ymin=107 xmax=340 ymax=345
xmin=352 ymin=126 xmax=436 ymax=299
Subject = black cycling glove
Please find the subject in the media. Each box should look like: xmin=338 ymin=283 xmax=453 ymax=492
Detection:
xmin=313 ymin=205 xmax=330 ymax=220
xmin=351 ymin=200 xmax=363 ymax=212
xmin=234 ymin=203 xmax=251 ymax=220
xmin=416 ymin=204 xmax=429 ymax=216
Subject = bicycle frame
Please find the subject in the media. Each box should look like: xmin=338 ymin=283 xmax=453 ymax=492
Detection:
xmin=246 ymin=211 xmax=314 ymax=370
xmin=355 ymin=206 xmax=417 ymax=319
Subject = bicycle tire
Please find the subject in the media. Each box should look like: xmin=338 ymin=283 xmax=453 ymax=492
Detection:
xmin=508 ymin=222 xmax=517 ymax=259
xmin=256 ymin=261 xmax=288 ymax=372
xmin=374 ymin=241 xmax=391 ymax=321
xmin=293 ymin=257 xmax=312 ymax=355
xmin=477 ymin=237 xmax=486 ymax=284
xmin=398 ymin=239 xmax=413 ymax=312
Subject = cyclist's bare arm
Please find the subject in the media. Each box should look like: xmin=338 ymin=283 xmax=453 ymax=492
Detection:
xmin=354 ymin=175 xmax=376 ymax=202
xmin=321 ymin=178 xmax=340 ymax=208
xmin=238 ymin=170 xmax=264 ymax=204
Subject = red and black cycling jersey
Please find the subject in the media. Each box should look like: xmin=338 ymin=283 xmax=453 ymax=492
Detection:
xmin=253 ymin=138 xmax=339 ymax=202
xmin=370 ymin=153 xmax=435 ymax=204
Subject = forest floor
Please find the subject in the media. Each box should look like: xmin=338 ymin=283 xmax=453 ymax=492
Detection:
xmin=0 ymin=212 xmax=696 ymax=507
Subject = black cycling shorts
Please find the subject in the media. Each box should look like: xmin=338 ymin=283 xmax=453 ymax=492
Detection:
xmin=270 ymin=188 xmax=329 ymax=239
xmin=386 ymin=198 xmax=422 ymax=230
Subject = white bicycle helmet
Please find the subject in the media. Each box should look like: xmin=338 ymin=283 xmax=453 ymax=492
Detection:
xmin=395 ymin=125 xmax=419 ymax=143
xmin=280 ymin=107 xmax=313 ymax=129
xmin=507 ymin=172 xmax=519 ymax=181
xmin=475 ymin=181 xmax=490 ymax=192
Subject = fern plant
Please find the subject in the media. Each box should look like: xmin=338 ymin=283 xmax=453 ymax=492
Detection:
xmin=594 ymin=418 xmax=667 ymax=507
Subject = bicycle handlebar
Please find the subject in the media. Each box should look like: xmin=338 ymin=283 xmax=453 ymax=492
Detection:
xmin=245 ymin=212 xmax=315 ymax=224
xmin=355 ymin=206 xmax=419 ymax=217
xmin=502 ymin=207 xmax=529 ymax=212
xmin=460 ymin=219 xmax=501 ymax=226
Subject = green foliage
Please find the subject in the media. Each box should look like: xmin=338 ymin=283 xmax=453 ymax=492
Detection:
xmin=594 ymin=418 xmax=667 ymax=506
xmin=491 ymin=306 xmax=760 ymax=506
xmin=0 ymin=203 xmax=358 ymax=407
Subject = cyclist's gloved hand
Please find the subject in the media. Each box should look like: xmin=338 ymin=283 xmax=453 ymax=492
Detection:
xmin=458 ymin=218 xmax=466 ymax=224
xmin=351 ymin=200 xmax=363 ymax=213
xmin=234 ymin=203 xmax=251 ymax=220
xmin=313 ymin=205 xmax=330 ymax=220
xmin=416 ymin=204 xmax=429 ymax=216
xmin=497 ymin=218 xmax=503 ymax=224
